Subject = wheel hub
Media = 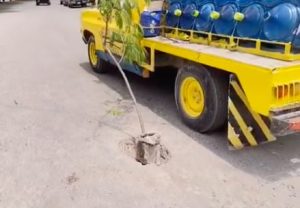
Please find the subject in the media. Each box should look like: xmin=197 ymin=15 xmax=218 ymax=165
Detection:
xmin=180 ymin=77 xmax=205 ymax=118
xmin=89 ymin=41 xmax=98 ymax=66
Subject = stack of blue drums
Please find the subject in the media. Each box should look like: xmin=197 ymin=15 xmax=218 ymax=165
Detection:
xmin=166 ymin=0 xmax=300 ymax=48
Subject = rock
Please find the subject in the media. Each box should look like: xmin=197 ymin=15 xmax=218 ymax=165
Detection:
xmin=120 ymin=133 xmax=171 ymax=166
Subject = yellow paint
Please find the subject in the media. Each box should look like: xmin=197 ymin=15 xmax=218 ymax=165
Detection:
xmin=165 ymin=29 xmax=190 ymax=41
xmin=193 ymin=10 xmax=200 ymax=17
xmin=229 ymin=99 xmax=258 ymax=146
xmin=236 ymin=45 xmax=300 ymax=61
xmin=132 ymin=0 xmax=146 ymax=24
xmin=81 ymin=9 xmax=105 ymax=51
xmin=89 ymin=40 xmax=97 ymax=66
xmin=174 ymin=9 xmax=182 ymax=17
xmin=231 ymin=81 xmax=275 ymax=142
xmin=234 ymin=12 xmax=245 ymax=22
xmin=210 ymin=11 xmax=220 ymax=20
xmin=228 ymin=123 xmax=244 ymax=149
xmin=180 ymin=77 xmax=205 ymax=118
xmin=271 ymin=67 xmax=300 ymax=109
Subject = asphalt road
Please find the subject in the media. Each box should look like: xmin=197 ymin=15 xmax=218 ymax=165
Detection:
xmin=1 ymin=1 xmax=300 ymax=208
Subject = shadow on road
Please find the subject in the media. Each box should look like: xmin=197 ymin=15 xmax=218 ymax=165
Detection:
xmin=80 ymin=62 xmax=300 ymax=182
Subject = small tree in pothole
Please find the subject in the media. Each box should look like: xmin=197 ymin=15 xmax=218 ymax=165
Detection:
xmin=98 ymin=0 xmax=149 ymax=135
xmin=97 ymin=0 xmax=170 ymax=165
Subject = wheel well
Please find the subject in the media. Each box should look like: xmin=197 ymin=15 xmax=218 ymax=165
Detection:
xmin=83 ymin=30 xmax=93 ymax=43
xmin=152 ymin=52 xmax=231 ymax=87
xmin=153 ymin=51 xmax=230 ymax=78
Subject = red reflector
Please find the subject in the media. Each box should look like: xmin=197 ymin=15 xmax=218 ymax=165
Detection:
xmin=289 ymin=122 xmax=300 ymax=131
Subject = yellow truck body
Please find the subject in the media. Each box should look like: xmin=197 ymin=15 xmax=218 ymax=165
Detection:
xmin=80 ymin=4 xmax=300 ymax=149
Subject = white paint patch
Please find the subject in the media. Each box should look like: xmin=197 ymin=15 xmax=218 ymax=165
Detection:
xmin=290 ymin=158 xmax=300 ymax=164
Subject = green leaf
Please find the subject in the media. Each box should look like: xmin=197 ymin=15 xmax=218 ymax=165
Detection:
xmin=99 ymin=0 xmax=151 ymax=64
xmin=115 ymin=12 xmax=123 ymax=29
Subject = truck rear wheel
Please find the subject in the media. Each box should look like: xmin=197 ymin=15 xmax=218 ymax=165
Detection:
xmin=175 ymin=64 xmax=228 ymax=133
xmin=88 ymin=36 xmax=108 ymax=74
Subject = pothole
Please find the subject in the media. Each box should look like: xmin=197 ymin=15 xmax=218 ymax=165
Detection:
xmin=120 ymin=133 xmax=171 ymax=166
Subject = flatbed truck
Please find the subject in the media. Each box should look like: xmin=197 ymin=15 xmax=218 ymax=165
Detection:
xmin=80 ymin=1 xmax=300 ymax=149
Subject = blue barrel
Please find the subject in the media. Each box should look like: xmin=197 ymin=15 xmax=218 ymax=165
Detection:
xmin=214 ymin=3 xmax=239 ymax=35
xmin=166 ymin=0 xmax=183 ymax=27
xmin=237 ymin=0 xmax=266 ymax=8
xmin=236 ymin=4 xmax=265 ymax=38
xmin=292 ymin=7 xmax=300 ymax=48
xmin=141 ymin=11 xmax=162 ymax=37
xmin=215 ymin=0 xmax=237 ymax=7
xmin=180 ymin=0 xmax=199 ymax=29
xmin=195 ymin=0 xmax=213 ymax=6
xmin=238 ymin=0 xmax=253 ymax=7
xmin=262 ymin=0 xmax=300 ymax=8
xmin=263 ymin=3 xmax=300 ymax=43
xmin=194 ymin=3 xmax=216 ymax=31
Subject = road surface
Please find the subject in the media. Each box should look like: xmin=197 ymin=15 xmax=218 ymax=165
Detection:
xmin=0 ymin=1 xmax=300 ymax=207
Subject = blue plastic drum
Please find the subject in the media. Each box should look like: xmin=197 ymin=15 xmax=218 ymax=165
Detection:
xmin=166 ymin=1 xmax=182 ymax=27
xmin=236 ymin=4 xmax=264 ymax=38
xmin=262 ymin=0 xmax=300 ymax=8
xmin=292 ymin=7 xmax=300 ymax=48
xmin=195 ymin=0 xmax=213 ymax=6
xmin=214 ymin=4 xmax=238 ymax=35
xmin=180 ymin=1 xmax=199 ymax=29
xmin=262 ymin=0 xmax=282 ymax=8
xmin=141 ymin=11 xmax=162 ymax=37
xmin=194 ymin=3 xmax=215 ymax=31
xmin=237 ymin=0 xmax=254 ymax=7
xmin=263 ymin=3 xmax=300 ymax=42
xmin=215 ymin=0 xmax=237 ymax=7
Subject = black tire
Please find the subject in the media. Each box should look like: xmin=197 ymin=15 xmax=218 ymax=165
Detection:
xmin=60 ymin=0 xmax=62 ymax=4
xmin=36 ymin=1 xmax=39 ymax=5
xmin=82 ymin=3 xmax=87 ymax=7
xmin=175 ymin=63 xmax=228 ymax=133
xmin=88 ymin=36 xmax=109 ymax=74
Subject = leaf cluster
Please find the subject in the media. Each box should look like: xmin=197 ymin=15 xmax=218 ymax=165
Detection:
xmin=98 ymin=0 xmax=150 ymax=65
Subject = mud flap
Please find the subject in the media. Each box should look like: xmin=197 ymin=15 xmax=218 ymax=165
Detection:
xmin=228 ymin=75 xmax=277 ymax=150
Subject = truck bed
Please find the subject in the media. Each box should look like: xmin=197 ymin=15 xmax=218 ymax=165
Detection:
xmin=144 ymin=36 xmax=300 ymax=71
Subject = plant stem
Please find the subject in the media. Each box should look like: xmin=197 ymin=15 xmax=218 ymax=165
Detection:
xmin=106 ymin=47 xmax=146 ymax=135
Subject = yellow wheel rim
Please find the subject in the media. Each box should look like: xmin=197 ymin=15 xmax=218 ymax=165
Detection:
xmin=89 ymin=41 xmax=98 ymax=66
xmin=180 ymin=77 xmax=205 ymax=118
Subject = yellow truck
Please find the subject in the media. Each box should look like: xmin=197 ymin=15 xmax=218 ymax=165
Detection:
xmin=80 ymin=1 xmax=300 ymax=149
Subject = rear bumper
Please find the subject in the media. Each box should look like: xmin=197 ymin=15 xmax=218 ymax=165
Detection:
xmin=271 ymin=108 xmax=300 ymax=137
